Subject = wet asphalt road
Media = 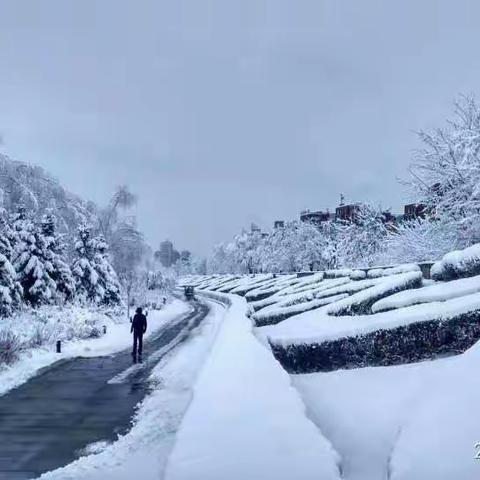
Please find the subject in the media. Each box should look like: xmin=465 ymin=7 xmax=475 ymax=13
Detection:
xmin=0 ymin=300 xmax=210 ymax=480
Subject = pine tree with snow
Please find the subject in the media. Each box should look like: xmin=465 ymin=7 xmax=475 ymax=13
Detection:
xmin=12 ymin=211 xmax=57 ymax=306
xmin=40 ymin=213 xmax=76 ymax=302
xmin=0 ymin=253 xmax=23 ymax=316
xmin=9 ymin=205 xmax=30 ymax=252
xmin=72 ymin=224 xmax=122 ymax=305
xmin=92 ymin=235 xmax=122 ymax=305
xmin=0 ymin=208 xmax=14 ymax=260
xmin=0 ymin=209 xmax=22 ymax=315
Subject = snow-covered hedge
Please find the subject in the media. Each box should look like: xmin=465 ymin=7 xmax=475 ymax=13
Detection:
xmin=270 ymin=308 xmax=480 ymax=373
xmin=372 ymin=274 xmax=480 ymax=313
xmin=431 ymin=243 xmax=480 ymax=281
xmin=253 ymin=294 xmax=348 ymax=327
xmin=327 ymin=272 xmax=423 ymax=316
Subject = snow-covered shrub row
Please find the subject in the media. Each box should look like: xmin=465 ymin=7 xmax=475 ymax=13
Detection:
xmin=0 ymin=305 xmax=120 ymax=365
xmin=248 ymin=273 xmax=326 ymax=313
xmin=324 ymin=269 xmax=353 ymax=279
xmin=253 ymin=294 xmax=349 ymax=328
xmin=250 ymin=275 xmax=404 ymax=327
xmin=431 ymin=243 xmax=480 ymax=281
xmin=244 ymin=276 xmax=299 ymax=302
xmin=250 ymin=278 xmax=368 ymax=326
xmin=372 ymin=274 xmax=480 ymax=313
xmin=229 ymin=276 xmax=274 ymax=296
xmin=270 ymin=308 xmax=480 ymax=374
xmin=327 ymin=272 xmax=423 ymax=316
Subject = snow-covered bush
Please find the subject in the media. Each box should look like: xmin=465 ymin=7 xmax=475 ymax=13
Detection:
xmin=0 ymin=305 xmax=120 ymax=367
xmin=350 ymin=270 xmax=367 ymax=280
xmin=431 ymin=243 xmax=480 ymax=281
xmin=0 ymin=330 xmax=21 ymax=365
xmin=270 ymin=309 xmax=480 ymax=374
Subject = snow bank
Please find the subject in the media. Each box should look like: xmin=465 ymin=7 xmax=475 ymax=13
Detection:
xmin=164 ymin=293 xmax=341 ymax=480
xmin=0 ymin=300 xmax=189 ymax=396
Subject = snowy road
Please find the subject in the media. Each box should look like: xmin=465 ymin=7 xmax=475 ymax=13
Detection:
xmin=0 ymin=300 xmax=210 ymax=480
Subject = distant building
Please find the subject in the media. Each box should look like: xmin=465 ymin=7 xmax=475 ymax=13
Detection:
xmin=156 ymin=240 xmax=180 ymax=268
xmin=335 ymin=203 xmax=360 ymax=222
xmin=404 ymin=203 xmax=426 ymax=221
xmin=274 ymin=220 xmax=285 ymax=229
xmin=300 ymin=210 xmax=332 ymax=226
xmin=251 ymin=223 xmax=262 ymax=233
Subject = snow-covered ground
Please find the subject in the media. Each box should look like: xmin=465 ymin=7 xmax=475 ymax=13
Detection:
xmin=164 ymin=293 xmax=341 ymax=480
xmin=39 ymin=299 xmax=226 ymax=480
xmin=0 ymin=300 xmax=189 ymax=397
xmin=293 ymin=341 xmax=480 ymax=480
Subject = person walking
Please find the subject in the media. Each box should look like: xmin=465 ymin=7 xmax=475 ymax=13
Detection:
xmin=131 ymin=307 xmax=147 ymax=363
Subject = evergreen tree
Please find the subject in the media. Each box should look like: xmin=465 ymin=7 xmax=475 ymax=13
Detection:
xmin=41 ymin=213 xmax=76 ymax=302
xmin=0 ymin=208 xmax=14 ymax=259
xmin=72 ymin=224 xmax=122 ymax=305
xmin=0 ymin=209 xmax=22 ymax=316
xmin=92 ymin=235 xmax=122 ymax=305
xmin=12 ymin=212 xmax=56 ymax=306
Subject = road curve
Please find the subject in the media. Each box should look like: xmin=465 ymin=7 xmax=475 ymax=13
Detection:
xmin=0 ymin=300 xmax=210 ymax=480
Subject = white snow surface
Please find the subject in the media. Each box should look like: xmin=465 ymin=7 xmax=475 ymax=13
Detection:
xmin=293 ymin=341 xmax=480 ymax=480
xmin=0 ymin=300 xmax=189 ymax=397
xmin=164 ymin=293 xmax=341 ymax=480
xmin=39 ymin=299 xmax=226 ymax=480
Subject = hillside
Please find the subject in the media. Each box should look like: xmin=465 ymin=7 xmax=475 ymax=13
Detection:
xmin=0 ymin=153 xmax=97 ymax=232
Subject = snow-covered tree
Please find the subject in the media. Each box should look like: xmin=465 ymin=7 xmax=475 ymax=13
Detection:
xmin=375 ymin=217 xmax=459 ymax=265
xmin=0 ymin=209 xmax=22 ymax=315
xmin=231 ymin=229 xmax=264 ymax=274
xmin=406 ymin=95 xmax=480 ymax=248
xmin=110 ymin=220 xmax=146 ymax=313
xmin=12 ymin=212 xmax=57 ymax=306
xmin=72 ymin=224 xmax=122 ymax=305
xmin=0 ymin=254 xmax=22 ymax=316
xmin=40 ymin=213 xmax=76 ymax=302
xmin=0 ymin=208 xmax=14 ymax=259
xmin=337 ymin=204 xmax=390 ymax=268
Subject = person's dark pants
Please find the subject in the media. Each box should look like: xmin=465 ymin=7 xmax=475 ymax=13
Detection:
xmin=132 ymin=331 xmax=144 ymax=357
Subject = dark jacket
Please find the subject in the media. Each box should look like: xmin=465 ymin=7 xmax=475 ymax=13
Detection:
xmin=131 ymin=313 xmax=147 ymax=334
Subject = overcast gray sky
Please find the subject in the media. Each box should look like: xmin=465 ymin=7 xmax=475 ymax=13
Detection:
xmin=1 ymin=0 xmax=480 ymax=255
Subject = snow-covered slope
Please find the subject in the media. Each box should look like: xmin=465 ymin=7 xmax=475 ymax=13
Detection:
xmin=0 ymin=153 xmax=97 ymax=233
